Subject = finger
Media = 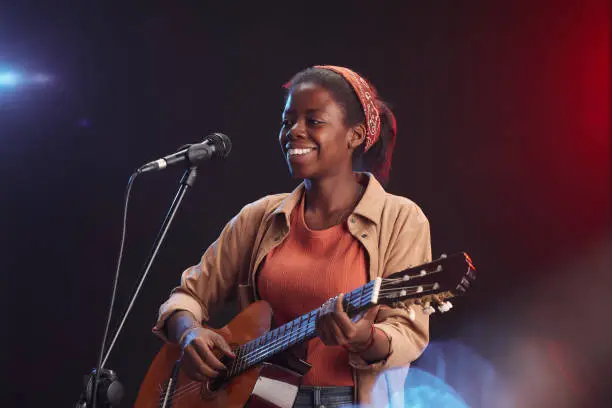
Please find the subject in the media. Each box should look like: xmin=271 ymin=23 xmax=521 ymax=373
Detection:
xmin=329 ymin=318 xmax=348 ymax=346
xmin=214 ymin=335 xmax=236 ymax=358
xmin=316 ymin=315 xmax=328 ymax=343
xmin=181 ymin=353 xmax=203 ymax=381
xmin=332 ymin=294 xmax=358 ymax=336
xmin=185 ymin=344 xmax=219 ymax=378
xmin=317 ymin=315 xmax=334 ymax=345
xmin=192 ymin=339 xmax=227 ymax=372
xmin=334 ymin=293 xmax=345 ymax=314
xmin=185 ymin=362 xmax=208 ymax=382
xmin=202 ymin=350 xmax=228 ymax=373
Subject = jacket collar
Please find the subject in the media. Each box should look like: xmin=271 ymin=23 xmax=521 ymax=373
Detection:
xmin=269 ymin=172 xmax=386 ymax=226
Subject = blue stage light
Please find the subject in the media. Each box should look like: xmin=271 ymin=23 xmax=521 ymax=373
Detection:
xmin=0 ymin=72 xmax=20 ymax=87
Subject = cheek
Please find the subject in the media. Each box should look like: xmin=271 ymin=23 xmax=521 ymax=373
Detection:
xmin=324 ymin=130 xmax=350 ymax=154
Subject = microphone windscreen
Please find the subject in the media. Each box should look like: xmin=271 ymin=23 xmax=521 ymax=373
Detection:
xmin=209 ymin=132 xmax=232 ymax=158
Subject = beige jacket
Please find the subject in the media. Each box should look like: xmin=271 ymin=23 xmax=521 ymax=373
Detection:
xmin=154 ymin=173 xmax=432 ymax=405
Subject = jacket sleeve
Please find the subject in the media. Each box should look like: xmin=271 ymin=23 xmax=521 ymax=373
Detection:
xmin=152 ymin=201 xmax=263 ymax=342
xmin=350 ymin=202 xmax=431 ymax=371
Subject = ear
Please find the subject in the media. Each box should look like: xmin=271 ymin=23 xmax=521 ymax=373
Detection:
xmin=348 ymin=123 xmax=367 ymax=150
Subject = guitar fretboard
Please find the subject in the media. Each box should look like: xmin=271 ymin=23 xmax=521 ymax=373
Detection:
xmin=227 ymin=279 xmax=378 ymax=377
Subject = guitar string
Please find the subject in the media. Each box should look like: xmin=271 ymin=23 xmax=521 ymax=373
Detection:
xmin=160 ymin=283 xmax=441 ymax=405
xmin=165 ymin=282 xmax=431 ymax=391
xmin=234 ymin=283 xmax=374 ymax=362
xmin=237 ymin=282 xmax=442 ymax=367
xmin=232 ymin=280 xmax=437 ymax=368
xmin=157 ymin=381 xmax=200 ymax=406
xmin=161 ymin=285 xmax=374 ymax=404
xmin=162 ymin=381 xmax=202 ymax=405
xmin=164 ymin=286 xmax=438 ymax=405
xmin=162 ymin=285 xmax=376 ymax=404
xmin=228 ymin=273 xmax=442 ymax=370
xmin=236 ymin=308 xmax=362 ymax=369
xmin=168 ymin=265 xmax=466 ymax=405
xmin=382 ymin=269 xmax=444 ymax=284
xmin=158 ymin=280 xmax=440 ymax=403
xmin=236 ymin=281 xmax=436 ymax=367
xmin=235 ymin=285 xmax=374 ymax=367
xmin=377 ymin=283 xmax=441 ymax=294
xmin=165 ymin=300 xmax=370 ymax=406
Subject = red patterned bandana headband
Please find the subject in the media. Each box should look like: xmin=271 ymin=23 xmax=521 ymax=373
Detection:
xmin=285 ymin=65 xmax=382 ymax=152
xmin=314 ymin=66 xmax=381 ymax=151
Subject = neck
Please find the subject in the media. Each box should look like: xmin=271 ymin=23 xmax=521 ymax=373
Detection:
xmin=303 ymin=172 xmax=362 ymax=216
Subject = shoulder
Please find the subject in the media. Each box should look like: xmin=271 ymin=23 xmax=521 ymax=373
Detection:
xmin=359 ymin=173 xmax=428 ymax=229
xmin=378 ymin=192 xmax=432 ymax=266
xmin=381 ymin=192 xmax=429 ymax=227
xmin=235 ymin=193 xmax=290 ymax=223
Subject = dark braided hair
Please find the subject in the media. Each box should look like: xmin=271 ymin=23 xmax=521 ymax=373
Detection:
xmin=284 ymin=67 xmax=397 ymax=186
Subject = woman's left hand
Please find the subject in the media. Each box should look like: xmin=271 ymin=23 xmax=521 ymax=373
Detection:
xmin=316 ymin=293 xmax=379 ymax=350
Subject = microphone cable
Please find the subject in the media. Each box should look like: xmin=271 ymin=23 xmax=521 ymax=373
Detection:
xmin=91 ymin=171 xmax=138 ymax=408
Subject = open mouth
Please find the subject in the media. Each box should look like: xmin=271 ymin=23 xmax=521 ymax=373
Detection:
xmin=287 ymin=147 xmax=316 ymax=157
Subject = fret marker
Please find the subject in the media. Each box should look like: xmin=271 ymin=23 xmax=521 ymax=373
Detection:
xmin=416 ymin=286 xmax=423 ymax=293
xmin=420 ymin=269 xmax=427 ymax=276
xmin=403 ymin=274 xmax=410 ymax=281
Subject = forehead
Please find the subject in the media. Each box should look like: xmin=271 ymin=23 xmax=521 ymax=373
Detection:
xmin=283 ymin=82 xmax=340 ymax=114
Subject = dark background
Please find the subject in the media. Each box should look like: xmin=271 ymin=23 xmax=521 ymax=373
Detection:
xmin=1 ymin=1 xmax=609 ymax=407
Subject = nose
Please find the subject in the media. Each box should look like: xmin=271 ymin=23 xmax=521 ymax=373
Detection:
xmin=287 ymin=120 xmax=307 ymax=140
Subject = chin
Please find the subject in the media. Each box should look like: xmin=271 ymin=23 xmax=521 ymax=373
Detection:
xmin=287 ymin=164 xmax=317 ymax=180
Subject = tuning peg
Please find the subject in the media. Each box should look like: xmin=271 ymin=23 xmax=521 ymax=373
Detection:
xmin=437 ymin=301 xmax=453 ymax=313
xmin=423 ymin=302 xmax=435 ymax=315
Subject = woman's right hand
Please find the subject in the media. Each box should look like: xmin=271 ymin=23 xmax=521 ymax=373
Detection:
xmin=180 ymin=327 xmax=236 ymax=382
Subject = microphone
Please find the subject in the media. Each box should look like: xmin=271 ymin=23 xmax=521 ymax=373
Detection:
xmin=137 ymin=132 xmax=232 ymax=174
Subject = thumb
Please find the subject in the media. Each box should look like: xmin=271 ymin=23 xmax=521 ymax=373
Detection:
xmin=362 ymin=306 xmax=379 ymax=323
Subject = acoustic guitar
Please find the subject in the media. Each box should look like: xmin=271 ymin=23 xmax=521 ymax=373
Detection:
xmin=135 ymin=252 xmax=476 ymax=408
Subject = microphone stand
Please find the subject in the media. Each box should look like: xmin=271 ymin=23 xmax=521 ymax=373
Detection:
xmin=76 ymin=166 xmax=198 ymax=407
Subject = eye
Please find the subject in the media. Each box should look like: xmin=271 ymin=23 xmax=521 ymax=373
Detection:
xmin=281 ymin=118 xmax=294 ymax=127
xmin=307 ymin=118 xmax=324 ymax=126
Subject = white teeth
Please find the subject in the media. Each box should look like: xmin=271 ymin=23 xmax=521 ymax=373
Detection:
xmin=288 ymin=148 xmax=315 ymax=156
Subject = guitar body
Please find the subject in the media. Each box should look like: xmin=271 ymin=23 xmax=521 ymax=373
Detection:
xmin=135 ymin=301 xmax=303 ymax=408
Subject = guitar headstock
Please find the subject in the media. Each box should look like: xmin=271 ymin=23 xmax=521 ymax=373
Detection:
xmin=376 ymin=252 xmax=476 ymax=315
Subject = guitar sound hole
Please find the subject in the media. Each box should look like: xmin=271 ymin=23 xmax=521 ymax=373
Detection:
xmin=208 ymin=354 xmax=234 ymax=392
xmin=208 ymin=373 xmax=232 ymax=392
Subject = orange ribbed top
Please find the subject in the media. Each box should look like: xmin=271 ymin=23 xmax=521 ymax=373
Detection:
xmin=257 ymin=194 xmax=367 ymax=386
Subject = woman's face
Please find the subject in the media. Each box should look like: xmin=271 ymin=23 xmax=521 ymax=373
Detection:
xmin=279 ymin=82 xmax=354 ymax=180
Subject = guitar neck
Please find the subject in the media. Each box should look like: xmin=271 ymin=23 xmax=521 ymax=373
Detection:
xmin=227 ymin=279 xmax=380 ymax=377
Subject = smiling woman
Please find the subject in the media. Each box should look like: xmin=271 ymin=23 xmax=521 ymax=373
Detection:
xmin=145 ymin=65 xmax=431 ymax=408
xmin=281 ymin=66 xmax=397 ymax=187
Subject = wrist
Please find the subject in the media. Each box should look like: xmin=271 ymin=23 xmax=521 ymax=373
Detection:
xmin=177 ymin=323 xmax=202 ymax=348
xmin=343 ymin=325 xmax=376 ymax=353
